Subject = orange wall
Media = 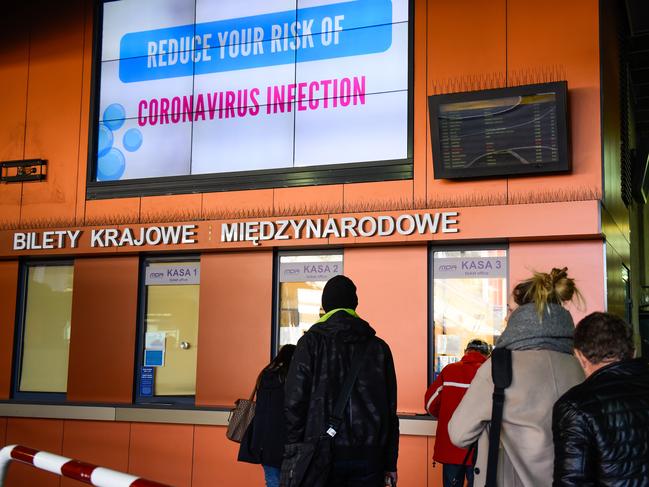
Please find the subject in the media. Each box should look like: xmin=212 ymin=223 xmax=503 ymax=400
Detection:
xmin=128 ymin=423 xmax=195 ymax=487
xmin=425 ymin=0 xmax=601 ymax=207
xmin=0 ymin=1 xmax=89 ymax=226
xmin=196 ymin=251 xmax=274 ymax=406
xmin=192 ymin=425 xmax=266 ymax=486
xmin=0 ymin=417 xmax=444 ymax=487
xmin=426 ymin=0 xmax=508 ymax=206
xmin=505 ymin=0 xmax=601 ymax=201
xmin=509 ymin=240 xmax=607 ymax=322
xmin=0 ymin=4 xmax=29 ymax=227
xmin=5 ymin=418 xmax=63 ymax=487
xmin=19 ymin=0 xmax=87 ymax=224
xmin=61 ymin=421 xmax=130 ymax=487
xmin=67 ymin=257 xmax=139 ymax=403
xmin=346 ymin=245 xmax=429 ymax=413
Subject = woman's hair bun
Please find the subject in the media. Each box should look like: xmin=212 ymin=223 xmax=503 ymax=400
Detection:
xmin=512 ymin=267 xmax=580 ymax=316
xmin=548 ymin=267 xmax=575 ymax=302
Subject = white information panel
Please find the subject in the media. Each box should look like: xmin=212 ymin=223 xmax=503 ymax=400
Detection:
xmin=433 ymin=257 xmax=507 ymax=279
xmin=279 ymin=260 xmax=343 ymax=283
xmin=145 ymin=262 xmax=200 ymax=285
xmin=96 ymin=0 xmax=409 ymax=181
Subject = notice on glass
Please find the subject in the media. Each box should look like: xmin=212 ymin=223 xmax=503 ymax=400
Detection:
xmin=144 ymin=349 xmax=165 ymax=367
xmin=140 ymin=366 xmax=154 ymax=396
xmin=145 ymin=331 xmax=166 ymax=351
xmin=437 ymin=334 xmax=462 ymax=356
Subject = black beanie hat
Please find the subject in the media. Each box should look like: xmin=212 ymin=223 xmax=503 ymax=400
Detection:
xmin=321 ymin=275 xmax=358 ymax=312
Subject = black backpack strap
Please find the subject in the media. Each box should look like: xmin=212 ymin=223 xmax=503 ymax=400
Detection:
xmin=325 ymin=338 xmax=371 ymax=437
xmin=461 ymin=440 xmax=478 ymax=466
xmin=485 ymin=348 xmax=512 ymax=487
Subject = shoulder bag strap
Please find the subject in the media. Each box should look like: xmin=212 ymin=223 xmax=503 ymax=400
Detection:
xmin=325 ymin=338 xmax=372 ymax=437
xmin=485 ymin=348 xmax=512 ymax=487
xmin=249 ymin=369 xmax=263 ymax=401
xmin=461 ymin=440 xmax=478 ymax=466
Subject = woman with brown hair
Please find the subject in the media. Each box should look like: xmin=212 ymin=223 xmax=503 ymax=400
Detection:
xmin=448 ymin=268 xmax=585 ymax=487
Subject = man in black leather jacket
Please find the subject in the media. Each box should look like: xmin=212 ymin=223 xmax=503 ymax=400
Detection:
xmin=552 ymin=312 xmax=649 ymax=486
xmin=283 ymin=275 xmax=399 ymax=486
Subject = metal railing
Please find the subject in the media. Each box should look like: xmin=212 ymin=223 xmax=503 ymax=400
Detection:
xmin=0 ymin=445 xmax=171 ymax=487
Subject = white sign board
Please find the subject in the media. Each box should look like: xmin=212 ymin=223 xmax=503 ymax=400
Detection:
xmin=145 ymin=262 xmax=200 ymax=285
xmin=279 ymin=261 xmax=343 ymax=283
xmin=434 ymin=257 xmax=507 ymax=279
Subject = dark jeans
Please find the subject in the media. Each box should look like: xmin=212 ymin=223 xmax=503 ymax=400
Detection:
xmin=262 ymin=465 xmax=280 ymax=487
xmin=327 ymin=459 xmax=385 ymax=487
xmin=442 ymin=463 xmax=474 ymax=487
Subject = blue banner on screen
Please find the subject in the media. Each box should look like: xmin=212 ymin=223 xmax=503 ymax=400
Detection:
xmin=119 ymin=1 xmax=392 ymax=82
xmin=97 ymin=0 xmax=409 ymax=181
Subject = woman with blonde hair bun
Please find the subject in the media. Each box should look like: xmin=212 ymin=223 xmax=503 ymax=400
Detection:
xmin=449 ymin=267 xmax=585 ymax=487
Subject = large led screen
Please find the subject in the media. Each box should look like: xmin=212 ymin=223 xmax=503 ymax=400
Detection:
xmin=94 ymin=0 xmax=410 ymax=183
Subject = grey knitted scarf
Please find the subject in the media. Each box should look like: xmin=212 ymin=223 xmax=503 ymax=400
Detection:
xmin=496 ymin=302 xmax=575 ymax=354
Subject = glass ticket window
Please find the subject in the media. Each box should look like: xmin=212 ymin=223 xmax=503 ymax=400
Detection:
xmin=15 ymin=263 xmax=74 ymax=397
xmin=432 ymin=248 xmax=508 ymax=379
xmin=277 ymin=251 xmax=343 ymax=349
xmin=138 ymin=258 xmax=200 ymax=401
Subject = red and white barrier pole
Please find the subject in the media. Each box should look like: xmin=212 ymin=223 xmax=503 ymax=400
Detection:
xmin=0 ymin=445 xmax=171 ymax=487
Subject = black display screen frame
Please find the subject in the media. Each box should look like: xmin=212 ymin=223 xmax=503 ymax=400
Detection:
xmin=86 ymin=0 xmax=414 ymax=200
xmin=428 ymin=81 xmax=570 ymax=180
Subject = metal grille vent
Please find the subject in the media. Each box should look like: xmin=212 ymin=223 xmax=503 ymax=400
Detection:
xmin=620 ymin=10 xmax=633 ymax=207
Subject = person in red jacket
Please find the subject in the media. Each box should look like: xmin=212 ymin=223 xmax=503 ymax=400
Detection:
xmin=424 ymin=339 xmax=490 ymax=487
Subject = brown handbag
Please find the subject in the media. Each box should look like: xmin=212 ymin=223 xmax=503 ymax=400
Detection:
xmin=226 ymin=376 xmax=260 ymax=443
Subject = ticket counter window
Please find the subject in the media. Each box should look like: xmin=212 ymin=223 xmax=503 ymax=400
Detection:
xmin=277 ymin=252 xmax=343 ymax=348
xmin=17 ymin=263 xmax=74 ymax=395
xmin=140 ymin=260 xmax=200 ymax=399
xmin=432 ymin=249 xmax=508 ymax=378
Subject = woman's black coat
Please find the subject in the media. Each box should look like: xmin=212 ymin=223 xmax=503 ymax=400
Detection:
xmin=238 ymin=368 xmax=287 ymax=468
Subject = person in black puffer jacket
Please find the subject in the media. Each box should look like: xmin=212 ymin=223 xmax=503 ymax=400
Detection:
xmin=283 ymin=275 xmax=399 ymax=487
xmin=553 ymin=312 xmax=649 ymax=486
xmin=238 ymin=344 xmax=296 ymax=487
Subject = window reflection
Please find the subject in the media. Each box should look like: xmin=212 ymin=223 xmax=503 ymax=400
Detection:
xmin=278 ymin=253 xmax=343 ymax=347
xmin=433 ymin=249 xmax=508 ymax=377
xmin=20 ymin=264 xmax=74 ymax=393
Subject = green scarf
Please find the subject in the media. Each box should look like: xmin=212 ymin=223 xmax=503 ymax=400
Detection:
xmin=315 ymin=308 xmax=360 ymax=324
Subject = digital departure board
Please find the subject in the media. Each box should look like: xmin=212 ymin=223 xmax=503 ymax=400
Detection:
xmin=429 ymin=82 xmax=570 ymax=179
